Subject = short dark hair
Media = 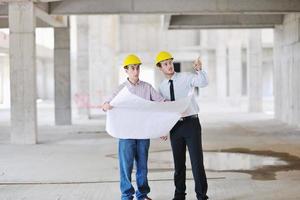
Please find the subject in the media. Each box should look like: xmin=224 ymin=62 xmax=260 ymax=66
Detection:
xmin=156 ymin=63 xmax=161 ymax=68
xmin=124 ymin=64 xmax=140 ymax=70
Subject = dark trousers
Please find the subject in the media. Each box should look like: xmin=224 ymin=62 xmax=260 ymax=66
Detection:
xmin=170 ymin=117 xmax=208 ymax=200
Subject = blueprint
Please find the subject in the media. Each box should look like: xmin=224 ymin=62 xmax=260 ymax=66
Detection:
xmin=106 ymin=87 xmax=191 ymax=139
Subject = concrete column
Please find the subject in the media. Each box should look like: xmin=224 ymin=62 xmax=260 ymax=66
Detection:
xmin=295 ymin=42 xmax=300 ymax=125
xmin=200 ymin=49 xmax=216 ymax=98
xmin=291 ymin=19 xmax=300 ymax=126
xmin=273 ymin=14 xmax=300 ymax=127
xmin=273 ymin=25 xmax=283 ymax=120
xmin=216 ymin=30 xmax=227 ymax=99
xmin=0 ymin=56 xmax=5 ymax=105
xmin=36 ymin=59 xmax=46 ymax=99
xmin=54 ymin=27 xmax=72 ymax=125
xmin=88 ymin=15 xmax=103 ymax=116
xmin=291 ymin=43 xmax=299 ymax=125
xmin=46 ymin=61 xmax=54 ymax=100
xmin=76 ymin=16 xmax=90 ymax=118
xmin=247 ymin=30 xmax=263 ymax=112
xmin=2 ymin=56 xmax=10 ymax=107
xmin=228 ymin=37 xmax=242 ymax=104
xmin=9 ymin=1 xmax=37 ymax=144
xmin=88 ymin=16 xmax=119 ymax=116
xmin=281 ymin=46 xmax=291 ymax=123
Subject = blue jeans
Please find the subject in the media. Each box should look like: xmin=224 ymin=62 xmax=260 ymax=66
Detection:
xmin=119 ymin=139 xmax=150 ymax=200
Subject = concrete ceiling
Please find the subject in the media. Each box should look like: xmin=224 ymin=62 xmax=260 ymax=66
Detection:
xmin=0 ymin=0 xmax=300 ymax=29
xmin=2 ymin=0 xmax=299 ymax=15
xmin=48 ymin=0 xmax=300 ymax=15
xmin=0 ymin=2 xmax=67 ymax=28
xmin=167 ymin=14 xmax=284 ymax=29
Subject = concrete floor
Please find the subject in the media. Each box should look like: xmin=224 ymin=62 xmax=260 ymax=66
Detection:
xmin=0 ymin=100 xmax=300 ymax=200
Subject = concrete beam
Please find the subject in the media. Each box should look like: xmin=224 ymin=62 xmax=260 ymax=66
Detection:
xmin=1 ymin=0 xmax=60 ymax=2
xmin=0 ymin=2 xmax=49 ymax=16
xmin=35 ymin=0 xmax=62 ymax=2
xmin=0 ymin=4 xmax=67 ymax=28
xmin=0 ymin=17 xmax=63 ymax=28
xmin=49 ymin=0 xmax=300 ymax=15
xmin=161 ymin=15 xmax=171 ymax=30
xmin=35 ymin=6 xmax=68 ymax=27
xmin=168 ymin=14 xmax=284 ymax=29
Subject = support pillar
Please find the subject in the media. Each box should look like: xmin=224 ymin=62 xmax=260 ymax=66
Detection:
xmin=9 ymin=1 xmax=37 ymax=144
xmin=76 ymin=16 xmax=90 ymax=118
xmin=247 ymin=30 xmax=263 ymax=112
xmin=216 ymin=30 xmax=227 ymax=99
xmin=228 ymin=38 xmax=242 ymax=105
xmin=54 ymin=27 xmax=72 ymax=125
xmin=88 ymin=16 xmax=119 ymax=116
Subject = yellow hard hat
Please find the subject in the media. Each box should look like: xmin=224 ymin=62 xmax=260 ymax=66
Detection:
xmin=155 ymin=51 xmax=173 ymax=65
xmin=123 ymin=54 xmax=142 ymax=68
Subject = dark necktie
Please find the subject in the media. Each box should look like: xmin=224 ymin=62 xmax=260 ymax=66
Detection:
xmin=169 ymin=80 xmax=175 ymax=101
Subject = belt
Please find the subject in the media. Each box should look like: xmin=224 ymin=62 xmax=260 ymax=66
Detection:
xmin=179 ymin=114 xmax=198 ymax=121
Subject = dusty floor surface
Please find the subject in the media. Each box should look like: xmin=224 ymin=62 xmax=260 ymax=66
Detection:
xmin=0 ymin=100 xmax=300 ymax=200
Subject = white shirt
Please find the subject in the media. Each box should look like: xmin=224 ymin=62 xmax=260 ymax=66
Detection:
xmin=159 ymin=70 xmax=208 ymax=117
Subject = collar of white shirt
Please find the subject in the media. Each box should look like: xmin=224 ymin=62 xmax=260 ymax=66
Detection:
xmin=167 ymin=72 xmax=178 ymax=83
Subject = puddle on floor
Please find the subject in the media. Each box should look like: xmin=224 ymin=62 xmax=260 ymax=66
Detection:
xmin=106 ymin=148 xmax=300 ymax=181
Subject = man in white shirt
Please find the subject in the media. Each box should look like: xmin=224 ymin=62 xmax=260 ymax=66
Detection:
xmin=156 ymin=51 xmax=209 ymax=200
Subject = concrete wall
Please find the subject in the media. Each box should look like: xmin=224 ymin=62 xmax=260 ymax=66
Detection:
xmin=274 ymin=14 xmax=300 ymax=126
xmin=119 ymin=15 xmax=199 ymax=54
xmin=118 ymin=15 xmax=212 ymax=93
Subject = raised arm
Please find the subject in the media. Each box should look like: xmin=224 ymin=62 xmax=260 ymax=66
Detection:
xmin=188 ymin=57 xmax=208 ymax=88
xmin=188 ymin=70 xmax=208 ymax=88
